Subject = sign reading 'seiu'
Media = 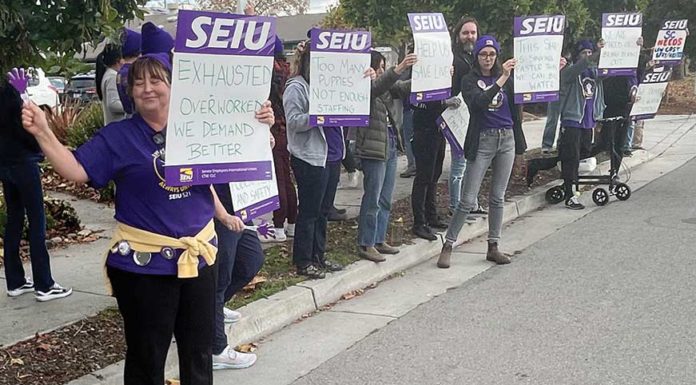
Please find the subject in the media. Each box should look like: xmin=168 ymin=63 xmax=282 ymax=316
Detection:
xmin=605 ymin=13 xmax=642 ymax=27
xmin=185 ymin=16 xmax=272 ymax=49
xmin=410 ymin=13 xmax=447 ymax=31
xmin=315 ymin=31 xmax=369 ymax=50
xmin=519 ymin=16 xmax=564 ymax=35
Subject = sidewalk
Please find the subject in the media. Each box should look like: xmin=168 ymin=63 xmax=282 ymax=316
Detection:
xmin=1 ymin=114 xmax=694 ymax=381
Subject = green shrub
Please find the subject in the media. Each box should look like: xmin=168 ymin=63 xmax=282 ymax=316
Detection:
xmin=66 ymin=102 xmax=104 ymax=149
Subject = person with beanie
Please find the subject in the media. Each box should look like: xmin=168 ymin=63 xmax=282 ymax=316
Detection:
xmin=96 ymin=43 xmax=126 ymax=124
xmin=116 ymin=28 xmax=142 ymax=117
xmin=437 ymin=35 xmax=526 ymax=268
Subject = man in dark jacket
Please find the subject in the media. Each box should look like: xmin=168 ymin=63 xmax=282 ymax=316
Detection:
xmin=0 ymin=80 xmax=72 ymax=301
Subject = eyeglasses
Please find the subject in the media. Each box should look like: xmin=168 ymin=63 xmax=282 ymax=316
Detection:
xmin=478 ymin=53 xmax=497 ymax=59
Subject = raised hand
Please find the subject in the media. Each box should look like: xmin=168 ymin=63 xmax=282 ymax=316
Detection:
xmin=395 ymin=53 xmax=418 ymax=74
xmin=256 ymin=100 xmax=275 ymax=125
xmin=7 ymin=67 xmax=29 ymax=102
xmin=501 ymin=58 xmax=517 ymax=77
xmin=21 ymin=102 xmax=50 ymax=137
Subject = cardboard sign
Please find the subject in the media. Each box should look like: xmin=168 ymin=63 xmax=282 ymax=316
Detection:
xmin=408 ymin=13 xmax=453 ymax=103
xmin=598 ymin=12 xmax=643 ymax=76
xmin=630 ymin=67 xmax=672 ymax=120
xmin=436 ymin=95 xmax=469 ymax=158
xmin=309 ymin=29 xmax=372 ymax=127
xmin=165 ymin=10 xmax=276 ymax=186
xmin=653 ymin=19 xmax=689 ymax=65
xmin=513 ymin=15 xmax=565 ymax=104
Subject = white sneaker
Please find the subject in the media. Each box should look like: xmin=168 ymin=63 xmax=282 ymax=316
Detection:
xmin=223 ymin=307 xmax=242 ymax=324
xmin=274 ymin=228 xmax=287 ymax=242
xmin=212 ymin=346 xmax=257 ymax=370
xmin=7 ymin=277 xmax=34 ymax=297
xmin=286 ymin=223 xmax=295 ymax=237
xmin=35 ymin=283 xmax=73 ymax=302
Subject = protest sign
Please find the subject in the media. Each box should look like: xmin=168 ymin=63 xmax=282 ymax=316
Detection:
xmin=408 ymin=13 xmax=453 ymax=103
xmin=228 ymin=156 xmax=280 ymax=221
xmin=309 ymin=29 xmax=371 ymax=127
xmin=598 ymin=12 xmax=643 ymax=76
xmin=513 ymin=15 xmax=565 ymax=104
xmin=165 ymin=10 xmax=276 ymax=186
xmin=653 ymin=19 xmax=689 ymax=65
xmin=630 ymin=67 xmax=672 ymax=120
xmin=436 ymin=95 xmax=469 ymax=159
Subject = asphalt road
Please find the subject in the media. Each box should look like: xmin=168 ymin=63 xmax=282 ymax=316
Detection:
xmin=292 ymin=158 xmax=696 ymax=385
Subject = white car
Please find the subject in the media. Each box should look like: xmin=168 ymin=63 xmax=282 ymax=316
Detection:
xmin=26 ymin=68 xmax=60 ymax=109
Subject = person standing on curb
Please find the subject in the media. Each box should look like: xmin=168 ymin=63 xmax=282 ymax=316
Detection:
xmin=449 ymin=16 xmax=485 ymax=218
xmin=356 ymin=51 xmax=416 ymax=262
xmin=284 ymin=41 xmax=371 ymax=278
xmin=21 ymin=54 xmax=275 ymax=384
xmin=437 ymin=36 xmax=526 ymax=269
xmin=1 ymin=78 xmax=72 ymax=302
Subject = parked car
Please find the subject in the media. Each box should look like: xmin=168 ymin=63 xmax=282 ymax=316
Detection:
xmin=65 ymin=73 xmax=98 ymax=104
xmin=26 ymin=68 xmax=60 ymax=109
xmin=47 ymin=76 xmax=67 ymax=101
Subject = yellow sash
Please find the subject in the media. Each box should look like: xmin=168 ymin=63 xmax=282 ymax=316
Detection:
xmin=104 ymin=220 xmax=217 ymax=293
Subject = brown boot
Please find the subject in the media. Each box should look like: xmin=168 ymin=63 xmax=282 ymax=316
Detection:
xmin=358 ymin=246 xmax=386 ymax=262
xmin=437 ymin=243 xmax=452 ymax=269
xmin=486 ymin=242 xmax=511 ymax=265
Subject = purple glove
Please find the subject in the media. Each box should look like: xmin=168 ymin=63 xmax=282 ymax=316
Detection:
xmin=245 ymin=220 xmax=277 ymax=240
xmin=7 ymin=68 xmax=29 ymax=103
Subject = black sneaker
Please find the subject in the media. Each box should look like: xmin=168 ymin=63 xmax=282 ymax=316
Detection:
xmin=470 ymin=206 xmax=488 ymax=215
xmin=7 ymin=277 xmax=34 ymax=297
xmin=623 ymin=150 xmax=633 ymax=157
xmin=319 ymin=259 xmax=343 ymax=272
xmin=427 ymin=218 xmax=449 ymax=230
xmin=400 ymin=168 xmax=417 ymax=178
xmin=565 ymin=196 xmax=585 ymax=210
xmin=297 ymin=264 xmax=326 ymax=279
xmin=412 ymin=225 xmax=437 ymax=241
xmin=35 ymin=283 xmax=73 ymax=302
xmin=332 ymin=206 xmax=347 ymax=215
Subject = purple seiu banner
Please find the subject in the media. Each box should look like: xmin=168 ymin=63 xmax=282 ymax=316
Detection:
xmin=309 ymin=115 xmax=369 ymax=127
xmin=602 ymin=13 xmax=643 ymax=28
xmin=514 ymin=91 xmax=560 ymax=104
xmin=311 ymin=29 xmax=371 ymax=54
xmin=235 ymin=196 xmax=280 ymax=222
xmin=514 ymin=15 xmax=565 ymax=37
xmin=437 ymin=117 xmax=464 ymax=159
xmin=408 ymin=13 xmax=449 ymax=33
xmin=164 ymin=160 xmax=272 ymax=187
xmin=175 ymin=10 xmax=276 ymax=56
xmin=410 ymin=88 xmax=451 ymax=104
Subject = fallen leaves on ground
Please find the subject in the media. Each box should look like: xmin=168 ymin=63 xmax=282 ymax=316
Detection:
xmin=236 ymin=343 xmax=258 ymax=353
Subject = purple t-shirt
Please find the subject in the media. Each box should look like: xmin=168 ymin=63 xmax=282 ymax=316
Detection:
xmin=74 ymin=115 xmax=215 ymax=275
xmin=116 ymin=64 xmax=134 ymax=115
xmin=478 ymin=76 xmax=514 ymax=130
xmin=562 ymin=70 xmax=596 ymax=130
xmin=324 ymin=126 xmax=344 ymax=162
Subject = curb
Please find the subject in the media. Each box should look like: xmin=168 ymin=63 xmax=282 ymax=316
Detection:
xmin=66 ymin=137 xmax=673 ymax=385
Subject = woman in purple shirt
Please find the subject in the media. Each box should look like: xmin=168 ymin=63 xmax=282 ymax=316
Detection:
xmin=21 ymin=54 xmax=274 ymax=385
xmin=437 ymin=36 xmax=527 ymax=269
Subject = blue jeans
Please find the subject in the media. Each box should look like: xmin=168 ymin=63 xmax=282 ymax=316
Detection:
xmin=449 ymin=150 xmax=466 ymax=211
xmin=402 ymin=109 xmax=416 ymax=170
xmin=0 ymin=162 xmax=55 ymax=292
xmin=446 ymin=129 xmax=515 ymax=244
xmin=358 ymin=137 xmax=398 ymax=247
xmin=542 ymin=100 xmax=561 ymax=149
xmin=213 ymin=225 xmax=264 ymax=354
xmin=624 ymin=120 xmax=635 ymax=151
xmin=290 ymin=156 xmax=330 ymax=268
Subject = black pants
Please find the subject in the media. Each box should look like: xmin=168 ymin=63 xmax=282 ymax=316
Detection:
xmin=558 ymin=126 xmax=593 ymax=198
xmin=0 ymin=162 xmax=55 ymax=292
xmin=411 ymin=127 xmax=446 ymax=227
xmin=108 ymin=266 xmax=216 ymax=385
xmin=291 ymin=156 xmax=338 ymax=268
xmin=590 ymin=119 xmax=628 ymax=176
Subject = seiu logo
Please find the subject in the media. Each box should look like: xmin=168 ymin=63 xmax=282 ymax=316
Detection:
xmin=316 ymin=32 xmax=369 ymax=50
xmin=519 ymin=16 xmax=564 ymax=35
xmin=411 ymin=14 xmax=445 ymax=31
xmin=662 ymin=20 xmax=688 ymax=30
xmin=186 ymin=16 xmax=271 ymax=50
xmin=605 ymin=13 xmax=642 ymax=27
xmin=644 ymin=71 xmax=670 ymax=83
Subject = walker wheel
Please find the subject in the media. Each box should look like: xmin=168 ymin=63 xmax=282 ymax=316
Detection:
xmin=545 ymin=186 xmax=565 ymax=204
xmin=615 ymin=183 xmax=631 ymax=201
xmin=592 ymin=188 xmax=609 ymax=206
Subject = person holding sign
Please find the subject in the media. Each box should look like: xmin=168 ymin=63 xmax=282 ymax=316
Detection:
xmin=20 ymin=54 xmax=275 ymax=385
xmin=355 ymin=50 xmax=416 ymax=262
xmin=437 ymin=36 xmax=526 ymax=269
xmin=284 ymin=42 xmax=374 ymax=279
